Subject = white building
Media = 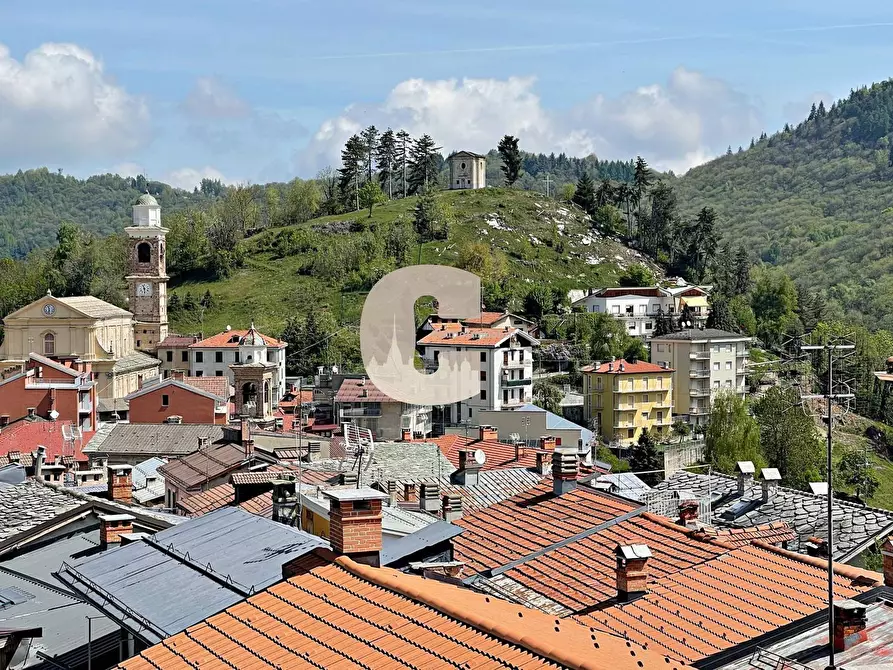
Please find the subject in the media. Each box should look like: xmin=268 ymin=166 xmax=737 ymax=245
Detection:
xmin=334 ymin=377 xmax=432 ymax=441
xmin=188 ymin=325 xmax=287 ymax=404
xmin=449 ymin=151 xmax=487 ymax=190
xmin=649 ymin=328 xmax=752 ymax=426
xmin=417 ymin=325 xmax=539 ymax=424
xmin=572 ymin=284 xmax=711 ymax=338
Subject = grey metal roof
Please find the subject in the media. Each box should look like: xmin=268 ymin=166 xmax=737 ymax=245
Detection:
xmin=56 ymin=295 xmax=131 ymax=318
xmin=56 ymin=507 xmax=328 ymax=643
xmin=132 ymin=457 xmax=166 ymax=489
xmin=113 ymin=350 xmax=162 ymax=373
xmin=380 ymin=520 xmax=464 ymax=565
xmin=0 ymin=482 xmax=83 ymax=544
xmin=323 ymin=488 xmax=388 ymax=502
xmin=592 ymin=472 xmax=651 ymax=502
xmin=649 ymin=328 xmax=749 ymax=341
xmin=84 ymin=423 xmax=226 ymax=456
xmin=136 ymin=193 xmax=159 ymax=206
xmin=654 ymin=470 xmax=893 ymax=561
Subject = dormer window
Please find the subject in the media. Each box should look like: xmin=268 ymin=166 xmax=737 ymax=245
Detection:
xmin=229 ymin=335 xmax=240 ymax=344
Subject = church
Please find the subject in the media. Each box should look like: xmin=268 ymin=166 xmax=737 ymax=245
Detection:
xmin=0 ymin=194 xmax=169 ymax=418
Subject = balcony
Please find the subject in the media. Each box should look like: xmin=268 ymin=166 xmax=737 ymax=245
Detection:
xmin=503 ymin=397 xmax=532 ymax=408
xmin=78 ymin=399 xmax=92 ymax=414
xmin=689 ymin=369 xmax=710 ymax=378
xmin=689 ymin=388 xmax=711 ymax=397
xmin=502 ymin=358 xmax=527 ymax=369
xmin=502 ymin=377 xmax=532 ymax=388
xmin=613 ymin=421 xmax=635 ymax=429
xmin=339 ymin=407 xmax=382 ymax=418
xmin=690 ymin=351 xmax=710 ymax=360
xmin=736 ymin=350 xmax=751 ymax=358
xmin=652 ymin=398 xmax=673 ymax=408
xmin=613 ymin=403 xmax=636 ymax=410
xmin=689 ymin=406 xmax=710 ymax=415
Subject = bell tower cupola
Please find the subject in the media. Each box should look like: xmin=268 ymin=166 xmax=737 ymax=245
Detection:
xmin=126 ymin=192 xmax=169 ymax=353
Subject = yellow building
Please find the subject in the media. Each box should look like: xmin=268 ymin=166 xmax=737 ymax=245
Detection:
xmin=581 ymin=359 xmax=674 ymax=447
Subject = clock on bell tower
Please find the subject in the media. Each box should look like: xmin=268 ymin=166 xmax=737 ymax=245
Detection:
xmin=125 ymin=192 xmax=169 ymax=352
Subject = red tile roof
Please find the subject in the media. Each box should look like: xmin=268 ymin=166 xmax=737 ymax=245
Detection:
xmin=463 ymin=311 xmax=508 ymax=326
xmin=578 ymin=541 xmax=881 ymax=664
xmin=239 ymin=490 xmax=273 ymax=517
xmin=117 ymin=553 xmax=679 ymax=670
xmin=0 ymin=420 xmax=91 ymax=463
xmin=453 ymin=482 xmax=640 ymax=573
xmin=334 ymin=378 xmax=396 ymax=403
xmin=431 ymin=434 xmax=550 ymax=470
xmin=580 ymin=359 xmax=674 ymax=374
xmin=190 ymin=328 xmax=284 ymax=349
xmin=183 ymin=376 xmax=230 ymax=399
xmin=694 ymin=520 xmax=796 ymax=548
xmin=418 ymin=326 xmax=529 ymax=347
xmin=177 ymin=483 xmax=235 ymax=516
xmin=157 ymin=335 xmax=199 ymax=348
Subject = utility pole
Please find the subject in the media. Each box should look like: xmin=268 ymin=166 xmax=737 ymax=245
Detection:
xmin=541 ymin=174 xmax=554 ymax=198
xmin=793 ymin=337 xmax=856 ymax=670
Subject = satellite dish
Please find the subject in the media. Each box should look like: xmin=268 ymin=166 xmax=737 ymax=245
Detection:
xmin=49 ymin=410 xmax=59 ymax=420
xmin=473 ymin=449 xmax=487 ymax=465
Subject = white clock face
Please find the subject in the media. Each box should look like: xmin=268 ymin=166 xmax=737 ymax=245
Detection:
xmin=137 ymin=283 xmax=152 ymax=297
xmin=43 ymin=303 xmax=55 ymax=316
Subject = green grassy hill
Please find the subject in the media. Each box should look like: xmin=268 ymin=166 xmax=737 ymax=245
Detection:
xmin=168 ymin=188 xmax=658 ymax=337
xmin=673 ymin=80 xmax=893 ymax=331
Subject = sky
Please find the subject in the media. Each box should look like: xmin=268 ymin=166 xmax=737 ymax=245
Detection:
xmin=3 ymin=0 xmax=893 ymax=189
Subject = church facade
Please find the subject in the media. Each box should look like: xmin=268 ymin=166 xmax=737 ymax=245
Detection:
xmin=449 ymin=151 xmax=487 ymax=189
xmin=0 ymin=195 xmax=166 ymax=418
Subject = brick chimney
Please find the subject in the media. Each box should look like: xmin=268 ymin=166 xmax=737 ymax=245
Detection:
xmin=323 ymin=488 xmax=388 ymax=567
xmin=833 ymin=600 xmax=868 ymax=653
xmin=678 ymin=501 xmax=700 ymax=529
xmin=442 ymin=493 xmax=462 ymax=522
xmin=403 ymin=482 xmax=417 ymax=502
xmin=615 ymin=543 xmax=651 ymax=602
xmin=99 ymin=514 xmax=135 ymax=547
xmin=419 ymin=483 xmax=439 ymax=513
xmin=539 ymin=435 xmax=556 ymax=451
xmin=735 ymin=460 xmax=755 ymax=495
xmin=243 ymin=437 xmax=255 ymax=460
xmin=107 ymin=464 xmax=133 ymax=504
xmin=534 ymin=451 xmax=551 ymax=476
xmin=760 ymin=467 xmax=781 ymax=503
xmin=552 ymin=448 xmax=578 ymax=496
xmin=478 ymin=425 xmax=498 ymax=441
xmin=882 ymin=536 xmax=893 ymax=587
xmin=170 ymin=370 xmax=185 ymax=381
xmin=271 ymin=479 xmax=298 ymax=524
xmin=452 ymin=450 xmax=482 ymax=486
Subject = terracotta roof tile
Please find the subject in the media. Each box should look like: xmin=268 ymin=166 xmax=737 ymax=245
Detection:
xmin=177 ymin=483 xmax=235 ymax=516
xmin=695 ymin=521 xmax=796 ymax=548
xmin=239 ymin=491 xmax=273 ymax=517
xmin=157 ymin=335 xmax=199 ymax=348
xmin=463 ymin=311 xmax=508 ymax=326
xmin=0 ymin=420 xmax=91 ymax=463
xmin=334 ymin=378 xmax=396 ymax=403
xmin=117 ymin=554 xmax=679 ymax=670
xmin=183 ymin=376 xmax=230 ymax=399
xmin=190 ymin=328 xmax=285 ymax=349
xmin=418 ymin=326 xmax=533 ymax=347
xmin=580 ymin=359 xmax=673 ymax=374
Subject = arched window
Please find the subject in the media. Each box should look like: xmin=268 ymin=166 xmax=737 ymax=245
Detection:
xmin=43 ymin=332 xmax=55 ymax=356
xmin=137 ymin=243 xmax=151 ymax=263
xmin=264 ymin=381 xmax=271 ymax=407
xmin=242 ymin=382 xmax=257 ymax=406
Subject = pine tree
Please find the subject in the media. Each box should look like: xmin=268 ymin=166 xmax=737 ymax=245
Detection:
xmin=572 ymin=173 xmax=596 ymax=215
xmin=632 ymin=157 xmax=653 ymax=237
xmin=496 ymin=135 xmax=523 ymax=186
xmin=684 ymin=207 xmax=718 ymax=282
xmin=376 ymin=129 xmax=397 ymax=199
xmin=360 ymin=125 xmax=379 ymax=182
xmin=707 ymin=294 xmax=734 ymax=331
xmin=783 ymin=123 xmax=791 ymax=133
xmin=749 ymin=137 xmax=755 ymax=149
xmin=408 ymin=134 xmax=441 ymax=194
xmin=726 ymin=145 xmax=733 ymax=155
xmin=338 ymin=134 xmax=365 ymax=211
xmin=200 ymin=289 xmax=214 ymax=309
xmin=168 ymin=293 xmax=181 ymax=312
xmin=808 ymin=102 xmax=817 ymax=121
xmin=645 ymin=181 xmax=677 ymax=257
xmin=395 ymin=130 xmax=411 ymax=198
xmin=182 ymin=292 xmax=197 ymax=312
xmin=817 ymin=100 xmax=826 ymax=117
xmin=595 ymin=179 xmax=614 ymax=207
xmin=737 ymin=146 xmax=743 ymax=153
xmin=733 ymin=246 xmax=751 ymax=296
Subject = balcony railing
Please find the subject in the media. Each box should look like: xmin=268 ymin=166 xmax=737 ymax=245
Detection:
xmin=689 ymin=388 xmax=711 ymax=397
xmin=690 ymin=351 xmax=710 ymax=360
xmin=340 ymin=407 xmax=382 ymax=418
xmin=736 ymin=350 xmax=750 ymax=358
xmin=78 ymin=399 xmax=92 ymax=414
xmin=502 ymin=359 xmax=527 ymax=369
xmin=689 ymin=406 xmax=710 ymax=415
xmin=502 ymin=377 xmax=532 ymax=388
xmin=689 ymin=369 xmax=710 ymax=378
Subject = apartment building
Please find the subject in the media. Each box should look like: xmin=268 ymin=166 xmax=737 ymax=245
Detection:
xmin=571 ymin=284 xmax=710 ymax=337
xmin=581 ymin=359 xmax=674 ymax=447
xmin=334 ymin=377 xmax=432 ymax=441
xmin=649 ymin=328 xmax=752 ymax=426
xmin=188 ymin=325 xmax=287 ymax=402
xmin=417 ymin=325 xmax=539 ymax=425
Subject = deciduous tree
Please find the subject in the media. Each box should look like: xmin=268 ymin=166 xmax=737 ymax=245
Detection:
xmin=705 ymin=392 xmax=764 ymax=473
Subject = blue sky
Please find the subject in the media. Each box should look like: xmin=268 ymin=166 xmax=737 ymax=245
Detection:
xmin=2 ymin=0 xmax=893 ymax=187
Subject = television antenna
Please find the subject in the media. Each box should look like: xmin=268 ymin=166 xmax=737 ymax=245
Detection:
xmin=341 ymin=422 xmax=375 ymax=487
xmin=782 ymin=332 xmax=856 ymax=670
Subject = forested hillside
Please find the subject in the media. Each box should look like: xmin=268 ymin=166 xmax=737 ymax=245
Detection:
xmin=674 ymin=80 xmax=893 ymax=331
xmin=0 ymin=169 xmax=218 ymax=258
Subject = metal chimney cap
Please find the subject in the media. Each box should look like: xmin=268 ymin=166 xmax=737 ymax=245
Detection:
xmin=616 ymin=543 xmax=652 ymax=560
xmin=735 ymin=461 xmax=756 ymax=474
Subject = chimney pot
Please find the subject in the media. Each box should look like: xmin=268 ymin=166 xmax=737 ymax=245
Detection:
xmin=735 ymin=461 xmax=755 ymax=495
xmin=271 ymin=479 xmax=298 ymax=524
xmin=99 ymin=514 xmax=135 ymax=547
xmin=26 ymin=407 xmax=35 ymax=418
xmin=323 ymin=488 xmax=387 ymax=567
xmin=403 ymin=482 xmax=417 ymax=502
xmin=534 ymin=451 xmax=551 ymax=476
xmin=539 ymin=435 xmax=556 ymax=451
xmin=339 ymin=472 xmax=358 ymax=487
xmin=552 ymin=448 xmax=578 ymax=496
xmin=833 ymin=600 xmax=868 ymax=653
xmin=453 ymin=450 xmax=482 ymax=487
xmin=107 ymin=464 xmax=133 ymax=504
xmin=243 ymin=438 xmax=255 ymax=460
xmin=760 ymin=467 xmax=781 ymax=503
xmin=478 ymin=425 xmax=498 ymax=442
xmin=615 ymin=543 xmax=651 ymax=601
xmin=419 ymin=483 xmax=439 ymax=513
xmin=880 ymin=536 xmax=893 ymax=587
xmin=34 ymin=446 xmax=47 ymax=480
xmin=442 ymin=493 xmax=462 ymax=522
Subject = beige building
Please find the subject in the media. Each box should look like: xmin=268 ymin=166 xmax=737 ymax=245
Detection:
xmin=649 ymin=328 xmax=752 ymax=427
xmin=449 ymin=151 xmax=487 ymax=189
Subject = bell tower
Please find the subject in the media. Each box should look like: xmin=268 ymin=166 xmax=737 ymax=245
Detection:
xmin=125 ymin=193 xmax=169 ymax=352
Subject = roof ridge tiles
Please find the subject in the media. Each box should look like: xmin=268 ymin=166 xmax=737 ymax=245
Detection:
xmin=639 ymin=512 xmax=739 ymax=551
xmin=750 ymin=540 xmax=883 ymax=585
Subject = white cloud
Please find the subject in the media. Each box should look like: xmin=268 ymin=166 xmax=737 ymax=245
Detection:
xmin=162 ymin=166 xmax=237 ymax=191
xmin=0 ymin=42 xmax=150 ymax=169
xmin=111 ymin=162 xmax=146 ymax=179
xmin=181 ymin=77 xmax=251 ymax=119
xmin=297 ymin=68 xmax=762 ymax=175
xmin=782 ymin=90 xmax=833 ymax=124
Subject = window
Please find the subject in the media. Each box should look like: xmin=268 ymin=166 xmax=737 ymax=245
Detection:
xmin=713 ymin=380 xmax=720 ymax=389
xmin=641 ymin=412 xmax=649 ymax=420
xmin=136 ymin=340 xmax=141 ymax=348
xmin=713 ymin=362 xmax=720 ymax=371
xmin=725 ymin=380 xmax=732 ymax=387
xmin=137 ymin=242 xmax=151 ymax=263
xmin=195 ymin=352 xmax=204 ymax=363
xmin=43 ymin=332 xmax=55 ymax=356
xmin=642 ymin=377 xmax=648 ymax=388
xmin=166 ymin=351 xmax=173 ymax=362
xmin=627 ymin=429 xmax=634 ymax=439
xmin=182 ymin=351 xmax=188 ymax=362
xmin=468 ymin=407 xmax=473 ymax=418
xmin=480 ymin=370 xmax=486 ymax=381
xmin=612 ymin=305 xmax=620 ymax=314
xmin=726 ymin=361 xmax=732 ymax=370
xmin=726 ymin=344 xmax=732 ymax=353
xmin=480 ymin=351 xmax=486 ymax=362
xmin=433 ymin=350 xmax=440 ymax=362
xmin=480 ymin=389 xmax=487 ymax=401
xmin=195 ymin=371 xmax=204 ymax=377
xmin=656 ymin=344 xmax=665 ymax=352
xmin=643 ymin=395 xmax=649 ymax=403
xmin=215 ymin=371 xmax=223 ymax=377
xmin=161 ymin=394 xmax=169 ymax=407
xmin=215 ymin=351 xmax=223 ymax=363
xmin=657 ymin=411 xmax=664 ymax=423
xmin=235 ymin=351 xmax=240 ymax=363
xmin=645 ymin=322 xmax=653 ymax=330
